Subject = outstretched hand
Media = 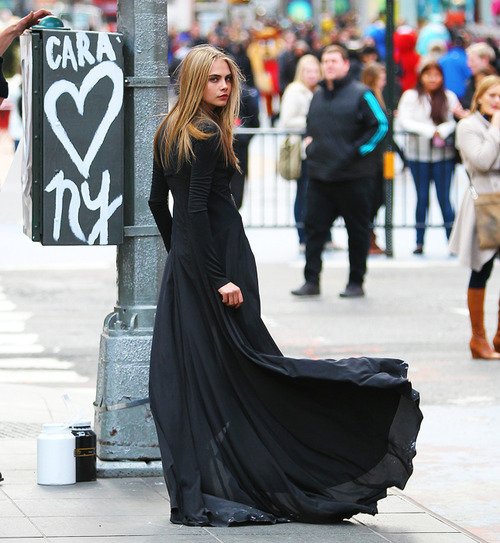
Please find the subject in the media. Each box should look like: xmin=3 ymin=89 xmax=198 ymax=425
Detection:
xmin=15 ymin=10 xmax=52 ymax=35
xmin=218 ymin=282 xmax=243 ymax=309
xmin=0 ymin=10 xmax=52 ymax=57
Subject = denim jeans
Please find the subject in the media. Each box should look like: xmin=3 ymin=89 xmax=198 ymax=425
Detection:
xmin=295 ymin=161 xmax=332 ymax=245
xmin=408 ymin=159 xmax=455 ymax=246
xmin=295 ymin=161 xmax=308 ymax=244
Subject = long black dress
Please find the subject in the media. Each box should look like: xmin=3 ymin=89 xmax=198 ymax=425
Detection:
xmin=148 ymin=124 xmax=423 ymax=527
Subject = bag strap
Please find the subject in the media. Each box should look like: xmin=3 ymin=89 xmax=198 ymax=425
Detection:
xmin=464 ymin=168 xmax=478 ymax=200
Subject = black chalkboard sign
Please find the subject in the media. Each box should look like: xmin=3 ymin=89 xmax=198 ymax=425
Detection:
xmin=27 ymin=29 xmax=124 ymax=245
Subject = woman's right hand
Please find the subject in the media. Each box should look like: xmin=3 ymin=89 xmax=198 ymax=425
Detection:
xmin=218 ymin=282 xmax=243 ymax=309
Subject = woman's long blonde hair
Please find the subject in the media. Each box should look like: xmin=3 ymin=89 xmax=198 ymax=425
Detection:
xmin=154 ymin=45 xmax=242 ymax=170
xmin=471 ymin=75 xmax=500 ymax=113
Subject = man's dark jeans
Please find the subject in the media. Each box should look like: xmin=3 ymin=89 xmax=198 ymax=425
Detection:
xmin=304 ymin=177 xmax=372 ymax=287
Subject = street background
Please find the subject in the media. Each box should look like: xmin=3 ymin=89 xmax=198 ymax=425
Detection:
xmin=1 ymin=125 xmax=500 ymax=542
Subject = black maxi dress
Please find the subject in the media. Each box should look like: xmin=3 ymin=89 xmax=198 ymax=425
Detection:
xmin=148 ymin=124 xmax=423 ymax=527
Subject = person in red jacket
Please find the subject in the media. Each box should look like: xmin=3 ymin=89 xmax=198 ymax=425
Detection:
xmin=394 ymin=26 xmax=420 ymax=92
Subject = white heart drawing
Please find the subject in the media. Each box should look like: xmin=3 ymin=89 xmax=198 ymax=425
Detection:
xmin=44 ymin=60 xmax=123 ymax=179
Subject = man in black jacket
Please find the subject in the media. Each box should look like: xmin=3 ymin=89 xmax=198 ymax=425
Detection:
xmin=292 ymin=45 xmax=387 ymax=298
xmin=230 ymin=82 xmax=260 ymax=209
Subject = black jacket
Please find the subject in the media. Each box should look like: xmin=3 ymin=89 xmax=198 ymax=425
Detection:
xmin=305 ymin=76 xmax=388 ymax=182
xmin=460 ymin=76 xmax=475 ymax=110
xmin=0 ymin=57 xmax=8 ymax=99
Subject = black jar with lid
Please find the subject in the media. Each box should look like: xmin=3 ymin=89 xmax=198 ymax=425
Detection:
xmin=70 ymin=421 xmax=97 ymax=482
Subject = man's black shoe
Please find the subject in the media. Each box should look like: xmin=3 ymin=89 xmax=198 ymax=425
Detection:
xmin=0 ymin=472 xmax=4 ymax=482
xmin=339 ymin=284 xmax=364 ymax=298
xmin=291 ymin=282 xmax=320 ymax=297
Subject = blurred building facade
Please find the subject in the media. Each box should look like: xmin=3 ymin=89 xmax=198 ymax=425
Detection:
xmin=0 ymin=1 xmax=496 ymax=35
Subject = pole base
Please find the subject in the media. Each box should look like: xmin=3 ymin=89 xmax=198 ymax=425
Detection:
xmin=97 ymin=458 xmax=163 ymax=478
xmin=95 ymin=326 xmax=160 ymax=460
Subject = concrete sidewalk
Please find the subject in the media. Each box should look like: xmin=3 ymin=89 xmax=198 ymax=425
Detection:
xmin=0 ymin=291 xmax=490 ymax=543
xmin=0 ymin=431 xmax=486 ymax=543
xmin=0 ymin=136 xmax=496 ymax=542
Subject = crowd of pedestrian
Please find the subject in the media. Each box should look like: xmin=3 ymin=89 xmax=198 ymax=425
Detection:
xmin=167 ymin=13 xmax=500 ymax=257
xmin=167 ymin=13 xmax=500 ymax=359
xmin=1 ymin=8 xmax=499 ymax=360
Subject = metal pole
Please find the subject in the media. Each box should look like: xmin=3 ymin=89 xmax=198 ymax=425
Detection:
xmin=94 ymin=0 xmax=169 ymax=476
xmin=383 ymin=0 xmax=395 ymax=258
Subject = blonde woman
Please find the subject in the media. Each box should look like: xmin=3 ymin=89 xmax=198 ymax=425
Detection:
xmin=450 ymin=75 xmax=500 ymax=359
xmin=279 ymin=54 xmax=321 ymax=249
xmin=148 ymin=44 xmax=422 ymax=527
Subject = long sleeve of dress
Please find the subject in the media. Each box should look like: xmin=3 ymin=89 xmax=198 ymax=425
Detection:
xmin=149 ymin=155 xmax=173 ymax=251
xmin=188 ymin=130 xmax=230 ymax=290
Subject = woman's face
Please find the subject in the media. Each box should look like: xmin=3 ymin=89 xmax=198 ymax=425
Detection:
xmin=478 ymin=84 xmax=500 ymax=116
xmin=202 ymin=59 xmax=232 ymax=109
xmin=302 ymin=63 xmax=321 ymax=90
xmin=420 ymin=67 xmax=443 ymax=93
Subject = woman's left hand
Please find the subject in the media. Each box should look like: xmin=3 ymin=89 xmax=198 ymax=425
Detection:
xmin=218 ymin=282 xmax=244 ymax=309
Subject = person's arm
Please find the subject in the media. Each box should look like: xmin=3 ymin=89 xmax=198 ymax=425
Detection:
xmin=188 ymin=127 xmax=230 ymax=290
xmin=304 ymin=91 xmax=320 ymax=140
xmin=436 ymin=91 xmax=458 ymax=139
xmin=148 ymin=152 xmax=173 ymax=252
xmin=459 ymin=78 xmax=474 ymax=111
xmin=280 ymin=85 xmax=307 ymax=129
xmin=0 ymin=10 xmax=51 ymax=56
xmin=235 ymin=87 xmax=259 ymax=146
xmin=456 ymin=113 xmax=500 ymax=173
xmin=436 ymin=119 xmax=456 ymax=139
xmin=245 ymin=87 xmax=260 ymax=129
xmin=0 ymin=9 xmax=51 ymax=104
xmin=397 ymin=90 xmax=436 ymax=138
xmin=189 ymin=127 xmax=243 ymax=308
xmin=352 ymin=90 xmax=388 ymax=156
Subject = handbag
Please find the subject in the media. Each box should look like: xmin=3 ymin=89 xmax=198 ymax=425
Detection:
xmin=467 ymin=171 xmax=500 ymax=250
xmin=278 ymin=136 xmax=302 ymax=181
